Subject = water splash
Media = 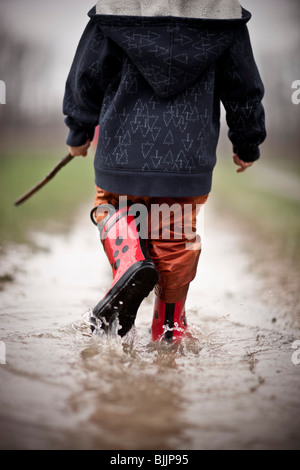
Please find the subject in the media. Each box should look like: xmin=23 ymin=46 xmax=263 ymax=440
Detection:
xmin=82 ymin=309 xmax=122 ymax=339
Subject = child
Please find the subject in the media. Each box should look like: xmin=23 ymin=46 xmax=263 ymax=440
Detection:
xmin=63 ymin=0 xmax=266 ymax=342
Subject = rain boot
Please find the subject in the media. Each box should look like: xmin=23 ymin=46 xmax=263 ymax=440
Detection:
xmin=151 ymin=296 xmax=187 ymax=342
xmin=90 ymin=203 xmax=159 ymax=337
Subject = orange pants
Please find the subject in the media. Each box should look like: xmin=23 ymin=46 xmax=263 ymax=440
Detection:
xmin=93 ymin=187 xmax=209 ymax=303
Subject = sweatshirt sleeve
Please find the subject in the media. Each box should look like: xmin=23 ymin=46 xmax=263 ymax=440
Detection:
xmin=63 ymin=20 xmax=118 ymax=147
xmin=218 ymin=25 xmax=267 ymax=162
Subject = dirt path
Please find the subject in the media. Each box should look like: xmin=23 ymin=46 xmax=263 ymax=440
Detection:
xmin=0 ymin=201 xmax=299 ymax=450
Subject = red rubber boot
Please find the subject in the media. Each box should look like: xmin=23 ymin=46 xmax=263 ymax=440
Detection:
xmin=151 ymin=296 xmax=188 ymax=342
xmin=90 ymin=204 xmax=158 ymax=337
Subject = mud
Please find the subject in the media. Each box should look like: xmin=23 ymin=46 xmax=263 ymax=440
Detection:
xmin=0 ymin=202 xmax=299 ymax=450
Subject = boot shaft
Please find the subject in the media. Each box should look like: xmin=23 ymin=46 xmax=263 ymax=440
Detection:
xmin=90 ymin=203 xmax=159 ymax=337
xmin=152 ymin=296 xmax=187 ymax=342
xmin=92 ymin=203 xmax=151 ymax=286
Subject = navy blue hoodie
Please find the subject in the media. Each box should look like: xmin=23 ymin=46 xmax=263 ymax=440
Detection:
xmin=63 ymin=1 xmax=266 ymax=197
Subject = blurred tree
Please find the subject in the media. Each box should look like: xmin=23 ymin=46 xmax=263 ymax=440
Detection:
xmin=291 ymin=0 xmax=300 ymax=23
xmin=0 ymin=21 xmax=49 ymax=129
xmin=257 ymin=1 xmax=300 ymax=162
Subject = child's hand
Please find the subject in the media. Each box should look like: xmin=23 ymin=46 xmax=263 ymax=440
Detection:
xmin=233 ymin=154 xmax=254 ymax=173
xmin=69 ymin=140 xmax=91 ymax=157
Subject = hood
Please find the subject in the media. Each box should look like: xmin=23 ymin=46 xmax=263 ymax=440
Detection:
xmin=95 ymin=0 xmax=242 ymax=19
xmin=89 ymin=2 xmax=251 ymax=98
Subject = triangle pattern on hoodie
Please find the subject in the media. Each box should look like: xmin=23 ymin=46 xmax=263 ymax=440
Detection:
xmin=101 ymin=23 xmax=234 ymax=98
xmin=63 ymin=4 xmax=266 ymax=198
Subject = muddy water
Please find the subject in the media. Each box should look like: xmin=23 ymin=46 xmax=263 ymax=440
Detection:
xmin=0 ymin=204 xmax=300 ymax=450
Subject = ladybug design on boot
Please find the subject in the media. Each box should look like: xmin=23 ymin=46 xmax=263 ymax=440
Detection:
xmin=90 ymin=204 xmax=158 ymax=337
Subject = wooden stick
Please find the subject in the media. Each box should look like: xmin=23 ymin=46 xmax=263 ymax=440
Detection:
xmin=14 ymin=153 xmax=75 ymax=206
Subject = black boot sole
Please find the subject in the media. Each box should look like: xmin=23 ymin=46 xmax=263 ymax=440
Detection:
xmin=91 ymin=261 xmax=158 ymax=337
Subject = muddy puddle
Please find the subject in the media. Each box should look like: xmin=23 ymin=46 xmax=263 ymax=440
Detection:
xmin=0 ymin=203 xmax=299 ymax=450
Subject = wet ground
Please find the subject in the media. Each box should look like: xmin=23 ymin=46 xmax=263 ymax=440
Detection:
xmin=0 ymin=202 xmax=299 ymax=450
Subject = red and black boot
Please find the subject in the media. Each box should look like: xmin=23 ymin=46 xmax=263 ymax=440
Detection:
xmin=151 ymin=296 xmax=188 ymax=342
xmin=90 ymin=203 xmax=158 ymax=337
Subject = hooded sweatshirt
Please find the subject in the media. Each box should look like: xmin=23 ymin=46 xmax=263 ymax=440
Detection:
xmin=63 ymin=1 xmax=266 ymax=197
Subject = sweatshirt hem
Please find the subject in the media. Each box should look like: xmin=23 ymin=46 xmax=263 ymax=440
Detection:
xmin=94 ymin=168 xmax=213 ymax=198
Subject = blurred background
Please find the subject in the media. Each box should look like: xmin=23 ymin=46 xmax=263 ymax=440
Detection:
xmin=0 ymin=0 xmax=299 ymax=152
xmin=0 ymin=0 xmax=299 ymax=266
